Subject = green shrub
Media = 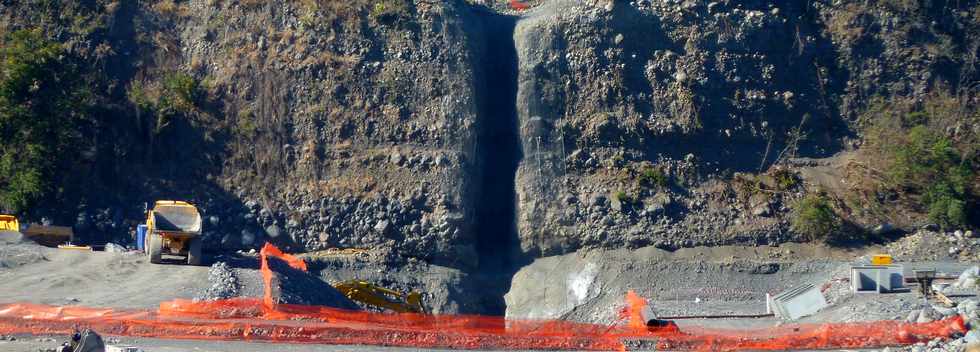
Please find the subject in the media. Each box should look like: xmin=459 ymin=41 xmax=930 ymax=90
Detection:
xmin=791 ymin=194 xmax=840 ymax=239
xmin=237 ymin=107 xmax=257 ymax=137
xmin=162 ymin=71 xmax=200 ymax=112
xmin=888 ymin=126 xmax=973 ymax=228
xmin=772 ymin=169 xmax=799 ymax=190
xmin=639 ymin=167 xmax=669 ymax=189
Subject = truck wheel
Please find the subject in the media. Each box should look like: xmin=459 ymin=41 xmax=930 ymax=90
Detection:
xmin=147 ymin=233 xmax=163 ymax=264
xmin=187 ymin=237 xmax=202 ymax=265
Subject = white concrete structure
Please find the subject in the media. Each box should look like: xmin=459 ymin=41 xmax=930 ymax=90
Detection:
xmin=770 ymin=283 xmax=829 ymax=320
xmin=851 ymin=265 xmax=905 ymax=293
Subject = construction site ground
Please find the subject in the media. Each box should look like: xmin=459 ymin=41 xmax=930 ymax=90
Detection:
xmin=0 ymin=231 xmax=976 ymax=351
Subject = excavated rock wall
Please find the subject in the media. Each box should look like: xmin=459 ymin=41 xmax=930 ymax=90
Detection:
xmin=508 ymin=0 xmax=980 ymax=257
xmin=185 ymin=1 xmax=488 ymax=269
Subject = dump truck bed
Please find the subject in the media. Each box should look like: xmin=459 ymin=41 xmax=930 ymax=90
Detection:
xmin=0 ymin=215 xmax=19 ymax=232
xmin=152 ymin=205 xmax=202 ymax=234
xmin=22 ymin=225 xmax=73 ymax=247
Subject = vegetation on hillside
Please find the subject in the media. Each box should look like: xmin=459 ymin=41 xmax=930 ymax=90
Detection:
xmin=638 ymin=166 xmax=669 ymax=189
xmin=0 ymin=29 xmax=90 ymax=212
xmin=861 ymin=91 xmax=979 ymax=229
xmin=791 ymin=193 xmax=841 ymax=240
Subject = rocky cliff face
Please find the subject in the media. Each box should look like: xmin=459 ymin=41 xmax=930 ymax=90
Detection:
xmin=179 ymin=0 xmax=488 ymax=268
xmin=3 ymin=0 xmax=490 ymax=268
xmin=508 ymin=0 xmax=980 ymax=257
xmin=2 ymin=0 xmax=978 ymax=270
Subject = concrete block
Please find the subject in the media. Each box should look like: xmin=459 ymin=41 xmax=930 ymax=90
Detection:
xmin=771 ymin=283 xmax=829 ymax=320
xmin=851 ymin=265 xmax=904 ymax=293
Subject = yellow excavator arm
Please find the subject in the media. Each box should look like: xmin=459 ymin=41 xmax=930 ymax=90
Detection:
xmin=332 ymin=280 xmax=425 ymax=314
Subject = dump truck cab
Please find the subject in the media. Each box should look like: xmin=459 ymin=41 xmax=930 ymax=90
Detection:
xmin=145 ymin=201 xmax=203 ymax=265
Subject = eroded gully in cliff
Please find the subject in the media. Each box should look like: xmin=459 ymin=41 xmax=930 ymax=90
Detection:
xmin=470 ymin=12 xmax=524 ymax=316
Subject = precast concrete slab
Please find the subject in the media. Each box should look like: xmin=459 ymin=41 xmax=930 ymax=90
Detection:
xmin=770 ymin=283 xmax=828 ymax=320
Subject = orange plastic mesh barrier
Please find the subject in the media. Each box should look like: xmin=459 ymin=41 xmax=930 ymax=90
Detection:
xmin=0 ymin=243 xmax=968 ymax=351
xmin=259 ymin=242 xmax=307 ymax=307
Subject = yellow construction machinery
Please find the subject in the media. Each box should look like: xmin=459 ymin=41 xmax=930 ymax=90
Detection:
xmin=144 ymin=201 xmax=203 ymax=265
xmin=1 ymin=215 xmax=78 ymax=247
xmin=0 ymin=215 xmax=17 ymax=232
xmin=24 ymin=224 xmax=74 ymax=247
xmin=333 ymin=280 xmax=425 ymax=313
xmin=871 ymin=254 xmax=893 ymax=266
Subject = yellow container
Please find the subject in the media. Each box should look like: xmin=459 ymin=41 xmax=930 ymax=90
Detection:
xmin=871 ymin=254 xmax=893 ymax=265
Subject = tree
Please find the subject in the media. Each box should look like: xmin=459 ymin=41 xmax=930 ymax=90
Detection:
xmin=0 ymin=29 xmax=88 ymax=212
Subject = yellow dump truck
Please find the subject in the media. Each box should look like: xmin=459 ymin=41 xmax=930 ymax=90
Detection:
xmin=1 ymin=215 xmax=75 ymax=247
xmin=0 ymin=215 xmax=18 ymax=232
xmin=144 ymin=201 xmax=203 ymax=265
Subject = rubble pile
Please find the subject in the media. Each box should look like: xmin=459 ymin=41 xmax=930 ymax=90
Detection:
xmin=890 ymin=298 xmax=980 ymax=352
xmin=888 ymin=266 xmax=980 ymax=352
xmin=198 ymin=262 xmax=240 ymax=301
xmin=887 ymin=229 xmax=980 ymax=262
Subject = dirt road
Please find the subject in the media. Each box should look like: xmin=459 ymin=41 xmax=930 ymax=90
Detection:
xmin=0 ymin=238 xmax=210 ymax=309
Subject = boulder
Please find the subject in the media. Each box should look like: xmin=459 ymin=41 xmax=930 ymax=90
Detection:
xmin=957 ymin=299 xmax=978 ymax=318
xmin=954 ymin=267 xmax=979 ymax=289
xmin=906 ymin=310 xmax=919 ymax=323
xmin=104 ymin=243 xmax=127 ymax=253
xmin=265 ymin=225 xmax=283 ymax=239
xmin=916 ymin=306 xmax=939 ymax=323
xmin=241 ymin=228 xmax=258 ymax=247
xmin=966 ymin=330 xmax=980 ymax=345
xmin=610 ymin=197 xmax=623 ymax=212
xmin=932 ymin=305 xmax=957 ymax=317
xmin=374 ymin=220 xmax=392 ymax=234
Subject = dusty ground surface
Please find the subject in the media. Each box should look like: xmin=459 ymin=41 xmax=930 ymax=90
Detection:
xmin=0 ymin=233 xmax=210 ymax=309
xmin=506 ymin=240 xmax=975 ymax=326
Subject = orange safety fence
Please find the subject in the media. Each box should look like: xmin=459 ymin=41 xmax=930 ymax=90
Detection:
xmin=259 ymin=242 xmax=307 ymax=307
xmin=510 ymin=0 xmax=529 ymax=10
xmin=0 ymin=243 xmax=969 ymax=351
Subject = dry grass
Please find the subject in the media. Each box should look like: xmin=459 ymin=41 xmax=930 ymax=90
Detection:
xmin=825 ymin=3 xmax=868 ymax=44
xmin=152 ymin=0 xmax=189 ymax=18
xmin=240 ymin=0 xmax=265 ymax=9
